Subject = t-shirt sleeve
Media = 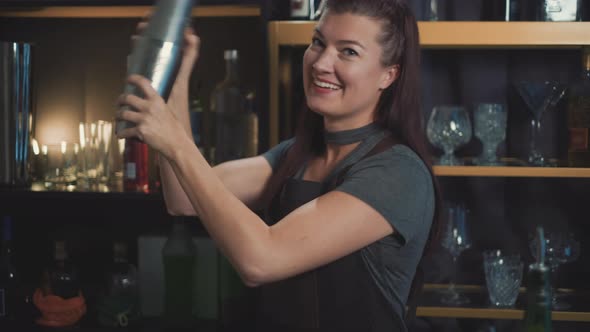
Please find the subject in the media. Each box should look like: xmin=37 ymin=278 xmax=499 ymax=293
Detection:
xmin=334 ymin=147 xmax=434 ymax=245
xmin=261 ymin=138 xmax=295 ymax=171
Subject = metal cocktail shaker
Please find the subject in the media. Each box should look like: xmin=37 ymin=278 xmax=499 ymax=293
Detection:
xmin=1 ymin=42 xmax=34 ymax=188
xmin=116 ymin=0 xmax=195 ymax=133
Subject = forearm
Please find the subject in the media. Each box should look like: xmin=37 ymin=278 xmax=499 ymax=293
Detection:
xmin=160 ymin=80 xmax=196 ymax=215
xmin=169 ymin=137 xmax=271 ymax=285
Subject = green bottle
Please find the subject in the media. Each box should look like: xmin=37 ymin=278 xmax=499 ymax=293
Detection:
xmin=524 ymin=227 xmax=552 ymax=332
xmin=162 ymin=218 xmax=197 ymax=328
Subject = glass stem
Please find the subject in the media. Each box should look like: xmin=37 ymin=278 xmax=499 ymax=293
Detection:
xmin=530 ymin=118 xmax=538 ymax=155
xmin=450 ymin=255 xmax=458 ymax=294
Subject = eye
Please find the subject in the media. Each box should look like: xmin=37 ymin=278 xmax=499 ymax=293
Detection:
xmin=311 ymin=37 xmax=324 ymax=47
xmin=342 ymin=48 xmax=358 ymax=57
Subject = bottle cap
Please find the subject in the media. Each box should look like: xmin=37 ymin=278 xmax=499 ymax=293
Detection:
xmin=224 ymin=49 xmax=239 ymax=61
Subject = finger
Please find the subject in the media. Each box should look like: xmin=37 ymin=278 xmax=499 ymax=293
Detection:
xmin=116 ymin=107 xmax=143 ymax=124
xmin=127 ymin=75 xmax=158 ymax=100
xmin=117 ymin=93 xmax=148 ymax=111
xmin=116 ymin=126 xmax=141 ymax=141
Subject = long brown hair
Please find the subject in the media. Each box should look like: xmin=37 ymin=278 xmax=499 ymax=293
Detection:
xmin=262 ymin=0 xmax=442 ymax=256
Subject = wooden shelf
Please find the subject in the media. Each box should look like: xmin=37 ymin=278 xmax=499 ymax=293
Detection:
xmin=418 ymin=284 xmax=590 ymax=322
xmin=0 ymin=5 xmax=260 ymax=18
xmin=416 ymin=306 xmax=590 ymax=322
xmin=433 ymin=166 xmax=590 ymax=178
xmin=268 ymin=21 xmax=590 ymax=48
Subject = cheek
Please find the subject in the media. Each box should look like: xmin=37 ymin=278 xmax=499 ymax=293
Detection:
xmin=302 ymin=49 xmax=314 ymax=84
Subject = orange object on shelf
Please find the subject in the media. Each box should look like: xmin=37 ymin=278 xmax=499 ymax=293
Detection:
xmin=32 ymin=288 xmax=87 ymax=327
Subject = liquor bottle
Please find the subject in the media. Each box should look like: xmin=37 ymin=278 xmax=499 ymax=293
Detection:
xmin=43 ymin=240 xmax=81 ymax=300
xmin=189 ymin=97 xmax=206 ymax=157
xmin=244 ymin=92 xmax=259 ymax=158
xmin=524 ymin=227 xmax=552 ymax=332
xmin=123 ymin=139 xmax=149 ymax=193
xmin=211 ymin=49 xmax=245 ymax=164
xmin=162 ymin=218 xmax=197 ymax=327
xmin=0 ymin=216 xmax=20 ymax=325
xmin=567 ymin=47 xmax=590 ymax=167
xmin=97 ymin=241 xmax=140 ymax=327
xmin=290 ymin=0 xmax=325 ymax=20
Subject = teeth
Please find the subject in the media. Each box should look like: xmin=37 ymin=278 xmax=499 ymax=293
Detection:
xmin=314 ymin=80 xmax=341 ymax=90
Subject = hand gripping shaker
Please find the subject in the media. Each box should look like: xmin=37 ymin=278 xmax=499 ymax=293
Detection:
xmin=116 ymin=0 xmax=195 ymax=134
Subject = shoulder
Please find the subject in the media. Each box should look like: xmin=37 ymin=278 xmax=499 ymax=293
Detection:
xmin=335 ymin=144 xmax=434 ymax=244
xmin=348 ymin=144 xmax=432 ymax=185
xmin=261 ymin=138 xmax=296 ymax=170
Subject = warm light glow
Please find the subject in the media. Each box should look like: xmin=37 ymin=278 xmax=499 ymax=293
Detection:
xmin=61 ymin=141 xmax=66 ymax=154
xmin=31 ymin=138 xmax=40 ymax=155
xmin=74 ymin=143 xmax=79 ymax=154
xmin=42 ymin=145 xmax=48 ymax=155
xmin=79 ymin=122 xmax=86 ymax=149
xmin=118 ymin=138 xmax=125 ymax=156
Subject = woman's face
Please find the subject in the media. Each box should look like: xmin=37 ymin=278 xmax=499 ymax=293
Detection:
xmin=303 ymin=12 xmax=397 ymax=129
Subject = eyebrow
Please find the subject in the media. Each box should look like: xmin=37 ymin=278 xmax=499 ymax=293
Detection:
xmin=314 ymin=28 xmax=366 ymax=50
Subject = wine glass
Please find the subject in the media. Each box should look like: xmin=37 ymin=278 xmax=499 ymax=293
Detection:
xmin=427 ymin=106 xmax=473 ymax=165
xmin=516 ymin=81 xmax=567 ymax=166
xmin=474 ymin=103 xmax=507 ymax=165
xmin=440 ymin=203 xmax=472 ymax=305
xmin=529 ymin=230 xmax=580 ymax=310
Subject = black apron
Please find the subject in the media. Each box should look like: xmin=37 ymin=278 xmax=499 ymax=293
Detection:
xmin=255 ymin=134 xmax=408 ymax=332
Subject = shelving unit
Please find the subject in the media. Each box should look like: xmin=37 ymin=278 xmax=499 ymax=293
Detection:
xmin=0 ymin=5 xmax=260 ymax=18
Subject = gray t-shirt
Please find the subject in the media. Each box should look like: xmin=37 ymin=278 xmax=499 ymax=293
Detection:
xmin=262 ymin=135 xmax=435 ymax=320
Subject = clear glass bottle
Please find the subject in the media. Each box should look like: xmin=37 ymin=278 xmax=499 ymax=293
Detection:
xmin=97 ymin=241 xmax=140 ymax=327
xmin=244 ymin=92 xmax=259 ymax=158
xmin=211 ymin=49 xmax=245 ymax=164
xmin=43 ymin=240 xmax=80 ymax=299
xmin=162 ymin=218 xmax=197 ymax=327
xmin=567 ymin=47 xmax=590 ymax=167
xmin=524 ymin=228 xmax=552 ymax=332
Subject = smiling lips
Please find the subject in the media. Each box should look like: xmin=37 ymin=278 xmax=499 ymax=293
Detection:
xmin=313 ymin=79 xmax=342 ymax=91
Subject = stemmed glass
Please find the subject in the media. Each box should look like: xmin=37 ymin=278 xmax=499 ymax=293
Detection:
xmin=516 ymin=81 xmax=567 ymax=166
xmin=474 ymin=103 xmax=507 ymax=165
xmin=440 ymin=203 xmax=472 ymax=305
xmin=427 ymin=106 xmax=473 ymax=165
xmin=529 ymin=230 xmax=580 ymax=310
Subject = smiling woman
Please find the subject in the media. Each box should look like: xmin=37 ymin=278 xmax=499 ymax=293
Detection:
xmin=115 ymin=0 xmax=441 ymax=331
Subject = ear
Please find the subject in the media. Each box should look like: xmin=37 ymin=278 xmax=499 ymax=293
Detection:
xmin=379 ymin=64 xmax=400 ymax=90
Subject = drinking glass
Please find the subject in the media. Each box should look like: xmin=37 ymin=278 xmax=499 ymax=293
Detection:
xmin=474 ymin=103 xmax=507 ymax=165
xmin=427 ymin=106 xmax=472 ymax=165
xmin=79 ymin=120 xmax=113 ymax=191
xmin=483 ymin=250 xmax=523 ymax=308
xmin=440 ymin=203 xmax=472 ymax=305
xmin=41 ymin=142 xmax=79 ymax=191
xmin=529 ymin=230 xmax=580 ymax=310
xmin=516 ymin=81 xmax=567 ymax=166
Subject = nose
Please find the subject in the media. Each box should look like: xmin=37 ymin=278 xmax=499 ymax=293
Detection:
xmin=311 ymin=49 xmax=335 ymax=74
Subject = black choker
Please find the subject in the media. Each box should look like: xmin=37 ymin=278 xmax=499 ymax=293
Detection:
xmin=324 ymin=122 xmax=381 ymax=145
